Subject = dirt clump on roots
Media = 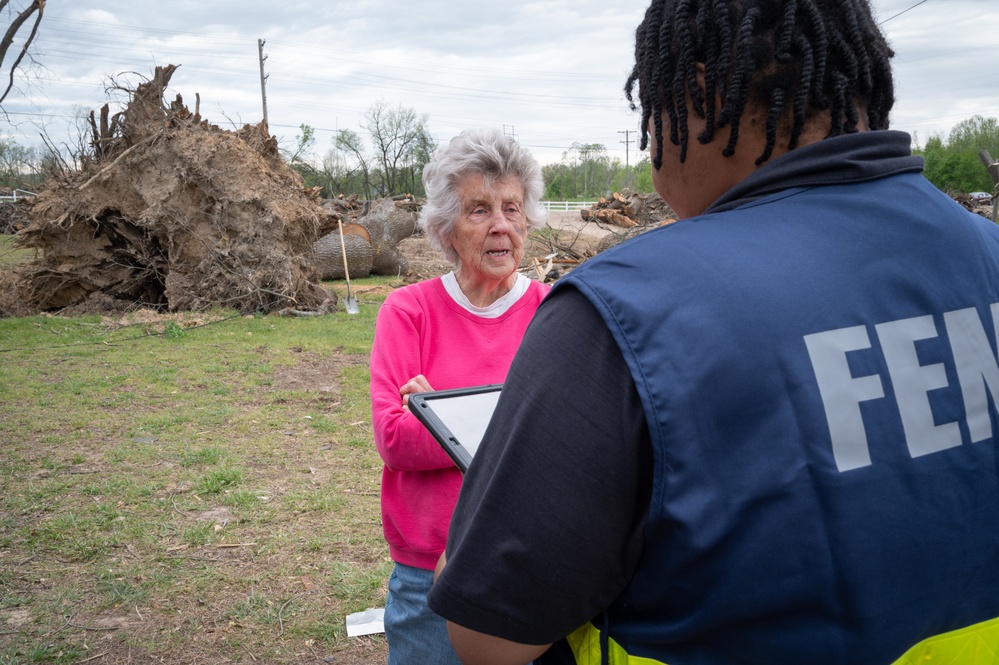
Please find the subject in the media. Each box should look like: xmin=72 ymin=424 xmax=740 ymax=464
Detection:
xmin=12 ymin=64 xmax=335 ymax=315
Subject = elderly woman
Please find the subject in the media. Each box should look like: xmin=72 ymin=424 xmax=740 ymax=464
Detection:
xmin=369 ymin=128 xmax=551 ymax=664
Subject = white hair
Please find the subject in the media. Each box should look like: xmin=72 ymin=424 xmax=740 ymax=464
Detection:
xmin=419 ymin=128 xmax=547 ymax=266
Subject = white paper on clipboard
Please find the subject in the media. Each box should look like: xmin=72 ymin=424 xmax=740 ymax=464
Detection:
xmin=409 ymin=384 xmax=503 ymax=472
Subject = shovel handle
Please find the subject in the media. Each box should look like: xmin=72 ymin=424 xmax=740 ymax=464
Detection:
xmin=337 ymin=219 xmax=351 ymax=283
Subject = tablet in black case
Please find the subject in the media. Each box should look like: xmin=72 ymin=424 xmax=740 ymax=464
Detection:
xmin=408 ymin=384 xmax=502 ymax=473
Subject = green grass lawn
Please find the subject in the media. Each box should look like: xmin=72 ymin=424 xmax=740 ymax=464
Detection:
xmin=0 ymin=234 xmax=36 ymax=269
xmin=0 ymin=277 xmax=395 ymax=664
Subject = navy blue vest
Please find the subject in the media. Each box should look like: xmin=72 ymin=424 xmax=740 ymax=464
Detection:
xmin=558 ymin=172 xmax=999 ymax=664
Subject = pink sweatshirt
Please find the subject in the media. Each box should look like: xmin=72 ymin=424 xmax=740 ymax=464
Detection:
xmin=370 ymin=276 xmax=550 ymax=570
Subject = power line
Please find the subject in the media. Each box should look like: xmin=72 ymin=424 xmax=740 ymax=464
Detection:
xmin=41 ymin=16 xmax=624 ymax=84
xmin=16 ymin=1 xmax=994 ymax=166
xmin=879 ymin=0 xmax=931 ymax=24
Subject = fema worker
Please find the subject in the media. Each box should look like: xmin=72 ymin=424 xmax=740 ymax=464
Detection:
xmin=429 ymin=0 xmax=999 ymax=663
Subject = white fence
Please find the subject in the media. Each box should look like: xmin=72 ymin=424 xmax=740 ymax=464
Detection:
xmin=541 ymin=200 xmax=597 ymax=211
xmin=0 ymin=189 xmax=36 ymax=202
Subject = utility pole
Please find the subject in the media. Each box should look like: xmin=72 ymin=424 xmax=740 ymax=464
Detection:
xmin=618 ymin=130 xmax=635 ymax=190
xmin=258 ymin=39 xmax=269 ymax=129
xmin=503 ymin=124 xmax=519 ymax=142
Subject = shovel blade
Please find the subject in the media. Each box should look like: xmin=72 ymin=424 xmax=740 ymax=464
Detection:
xmin=344 ymin=290 xmax=359 ymax=315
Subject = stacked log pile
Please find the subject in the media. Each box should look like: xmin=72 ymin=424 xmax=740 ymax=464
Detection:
xmin=580 ymin=192 xmax=643 ymax=228
xmin=579 ymin=192 xmax=678 ymax=254
xmin=580 ymin=191 xmax=676 ymax=229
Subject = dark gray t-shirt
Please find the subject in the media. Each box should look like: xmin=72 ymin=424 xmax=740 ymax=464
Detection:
xmin=428 ymin=286 xmax=653 ymax=661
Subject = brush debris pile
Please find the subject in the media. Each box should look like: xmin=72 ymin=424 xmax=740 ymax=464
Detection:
xmin=13 ymin=65 xmax=334 ymax=315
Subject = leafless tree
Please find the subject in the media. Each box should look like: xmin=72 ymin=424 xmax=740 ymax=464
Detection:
xmin=334 ymin=128 xmax=375 ymax=199
xmin=316 ymin=143 xmax=368 ymax=197
xmin=363 ymin=99 xmax=435 ymax=196
xmin=0 ymin=0 xmax=44 ymax=108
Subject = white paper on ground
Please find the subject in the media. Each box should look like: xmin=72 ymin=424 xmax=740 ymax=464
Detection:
xmin=345 ymin=607 xmax=385 ymax=637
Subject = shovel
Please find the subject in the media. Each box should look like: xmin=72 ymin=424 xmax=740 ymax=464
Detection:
xmin=337 ymin=219 xmax=360 ymax=315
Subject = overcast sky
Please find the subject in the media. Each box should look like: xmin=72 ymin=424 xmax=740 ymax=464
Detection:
xmin=2 ymin=0 xmax=998 ymax=168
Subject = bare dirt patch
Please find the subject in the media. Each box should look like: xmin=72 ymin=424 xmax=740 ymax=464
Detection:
xmin=395 ymin=235 xmax=454 ymax=281
xmin=272 ymin=349 xmax=368 ymax=394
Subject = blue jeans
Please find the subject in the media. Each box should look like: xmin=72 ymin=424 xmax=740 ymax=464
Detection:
xmin=385 ymin=562 xmax=461 ymax=665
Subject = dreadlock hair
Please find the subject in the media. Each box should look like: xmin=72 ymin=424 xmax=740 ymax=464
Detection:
xmin=624 ymin=0 xmax=895 ymax=168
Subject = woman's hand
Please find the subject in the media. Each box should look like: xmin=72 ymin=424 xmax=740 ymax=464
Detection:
xmin=400 ymin=374 xmax=434 ymax=411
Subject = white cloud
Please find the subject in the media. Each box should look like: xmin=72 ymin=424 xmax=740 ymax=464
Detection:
xmin=876 ymin=0 xmax=999 ymax=143
xmin=2 ymin=0 xmax=997 ymax=165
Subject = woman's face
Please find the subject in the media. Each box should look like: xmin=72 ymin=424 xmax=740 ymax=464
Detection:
xmin=451 ymin=173 xmax=527 ymax=287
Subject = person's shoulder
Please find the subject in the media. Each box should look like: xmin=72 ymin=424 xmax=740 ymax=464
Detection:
xmin=384 ymin=276 xmax=443 ymax=304
xmin=528 ymin=278 xmax=553 ymax=297
xmin=958 ymin=205 xmax=999 ymax=245
xmin=378 ymin=276 xmax=446 ymax=320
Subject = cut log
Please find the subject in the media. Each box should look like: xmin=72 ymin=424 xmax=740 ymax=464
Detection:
xmin=341 ymin=222 xmax=371 ymax=244
xmin=355 ymin=198 xmax=416 ymax=276
xmin=589 ymin=208 xmax=638 ymax=228
xmin=313 ymin=231 xmax=373 ymax=280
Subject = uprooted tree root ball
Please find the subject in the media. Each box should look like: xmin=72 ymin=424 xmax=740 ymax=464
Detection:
xmin=14 ymin=64 xmax=336 ymax=315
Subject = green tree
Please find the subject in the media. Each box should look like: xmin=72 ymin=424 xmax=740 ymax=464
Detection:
xmin=0 ymin=137 xmax=40 ymax=189
xmin=287 ymin=123 xmax=316 ymax=165
xmin=918 ymin=116 xmax=999 ymax=194
xmin=554 ymin=142 xmax=611 ymax=199
xmin=633 ymin=155 xmax=655 ymax=194
xmin=540 ymin=151 xmax=656 ymax=201
xmin=285 ymin=123 xmax=321 ymax=190
xmin=947 ymin=115 xmax=999 ymax=157
xmin=574 ymin=143 xmax=605 ymax=198
xmin=542 ymin=162 xmax=571 ymax=200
